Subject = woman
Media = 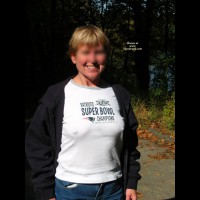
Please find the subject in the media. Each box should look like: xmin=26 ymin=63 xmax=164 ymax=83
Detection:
xmin=25 ymin=25 xmax=141 ymax=200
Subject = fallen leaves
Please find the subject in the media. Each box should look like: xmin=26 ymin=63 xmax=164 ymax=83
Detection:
xmin=137 ymin=191 xmax=144 ymax=199
xmin=148 ymin=152 xmax=174 ymax=160
xmin=137 ymin=129 xmax=157 ymax=141
xmin=137 ymin=128 xmax=175 ymax=157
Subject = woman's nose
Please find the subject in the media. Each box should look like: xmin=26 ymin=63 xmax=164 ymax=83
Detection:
xmin=88 ymin=53 xmax=97 ymax=63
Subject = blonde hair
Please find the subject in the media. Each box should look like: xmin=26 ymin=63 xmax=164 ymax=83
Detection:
xmin=68 ymin=25 xmax=110 ymax=55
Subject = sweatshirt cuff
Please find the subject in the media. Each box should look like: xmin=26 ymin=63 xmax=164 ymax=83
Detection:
xmin=126 ymin=178 xmax=138 ymax=190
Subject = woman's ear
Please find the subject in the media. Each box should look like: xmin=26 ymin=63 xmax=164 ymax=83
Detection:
xmin=70 ymin=54 xmax=76 ymax=64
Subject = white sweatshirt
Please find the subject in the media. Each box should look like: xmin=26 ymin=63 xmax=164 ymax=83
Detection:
xmin=55 ymin=79 xmax=125 ymax=183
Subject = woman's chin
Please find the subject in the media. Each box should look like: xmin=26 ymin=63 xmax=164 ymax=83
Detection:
xmin=87 ymin=74 xmax=101 ymax=81
xmin=82 ymin=72 xmax=101 ymax=82
xmin=84 ymin=69 xmax=102 ymax=78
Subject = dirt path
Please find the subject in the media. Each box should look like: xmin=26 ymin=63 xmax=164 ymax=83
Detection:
xmin=136 ymin=130 xmax=175 ymax=200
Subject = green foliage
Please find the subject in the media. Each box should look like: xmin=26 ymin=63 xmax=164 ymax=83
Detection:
xmin=148 ymin=104 xmax=162 ymax=122
xmin=162 ymin=93 xmax=175 ymax=130
xmin=132 ymin=91 xmax=175 ymax=133
xmin=149 ymin=88 xmax=167 ymax=108
xmin=131 ymin=97 xmax=150 ymax=129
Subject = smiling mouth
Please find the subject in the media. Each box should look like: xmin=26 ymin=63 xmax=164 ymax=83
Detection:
xmin=86 ymin=65 xmax=98 ymax=68
xmin=85 ymin=64 xmax=100 ymax=69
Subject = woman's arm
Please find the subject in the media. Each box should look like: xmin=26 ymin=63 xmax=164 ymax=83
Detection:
xmin=125 ymin=101 xmax=141 ymax=190
xmin=25 ymin=103 xmax=55 ymax=200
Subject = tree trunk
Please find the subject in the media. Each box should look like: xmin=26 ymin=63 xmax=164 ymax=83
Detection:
xmin=133 ymin=0 xmax=155 ymax=95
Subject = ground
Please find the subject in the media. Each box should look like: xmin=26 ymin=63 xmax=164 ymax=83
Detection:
xmin=137 ymin=134 xmax=175 ymax=200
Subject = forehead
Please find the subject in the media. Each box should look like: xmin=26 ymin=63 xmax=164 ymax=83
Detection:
xmin=77 ymin=44 xmax=104 ymax=51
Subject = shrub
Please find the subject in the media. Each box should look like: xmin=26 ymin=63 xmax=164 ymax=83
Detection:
xmin=132 ymin=92 xmax=175 ymax=134
xmin=162 ymin=93 xmax=175 ymax=130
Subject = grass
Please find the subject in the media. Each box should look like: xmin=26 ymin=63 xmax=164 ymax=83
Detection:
xmin=132 ymin=93 xmax=175 ymax=137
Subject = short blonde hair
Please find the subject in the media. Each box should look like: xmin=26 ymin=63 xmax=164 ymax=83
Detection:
xmin=68 ymin=25 xmax=110 ymax=55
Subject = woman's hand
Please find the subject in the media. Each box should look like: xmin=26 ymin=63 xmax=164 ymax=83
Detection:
xmin=49 ymin=198 xmax=56 ymax=200
xmin=126 ymin=189 xmax=137 ymax=200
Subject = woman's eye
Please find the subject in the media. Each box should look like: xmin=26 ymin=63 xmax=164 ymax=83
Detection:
xmin=82 ymin=51 xmax=89 ymax=55
xmin=95 ymin=51 xmax=105 ymax=55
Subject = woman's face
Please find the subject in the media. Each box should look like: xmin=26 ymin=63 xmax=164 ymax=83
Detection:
xmin=71 ymin=44 xmax=107 ymax=82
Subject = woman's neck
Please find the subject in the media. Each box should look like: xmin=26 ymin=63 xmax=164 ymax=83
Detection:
xmin=73 ymin=74 xmax=101 ymax=87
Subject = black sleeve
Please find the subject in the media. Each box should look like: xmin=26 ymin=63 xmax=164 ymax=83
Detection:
xmin=126 ymin=101 xmax=141 ymax=190
xmin=25 ymin=103 xmax=55 ymax=200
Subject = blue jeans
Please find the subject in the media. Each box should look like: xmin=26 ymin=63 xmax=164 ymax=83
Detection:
xmin=55 ymin=177 xmax=124 ymax=200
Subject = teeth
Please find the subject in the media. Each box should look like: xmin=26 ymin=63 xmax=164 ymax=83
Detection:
xmin=86 ymin=65 xmax=95 ymax=68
